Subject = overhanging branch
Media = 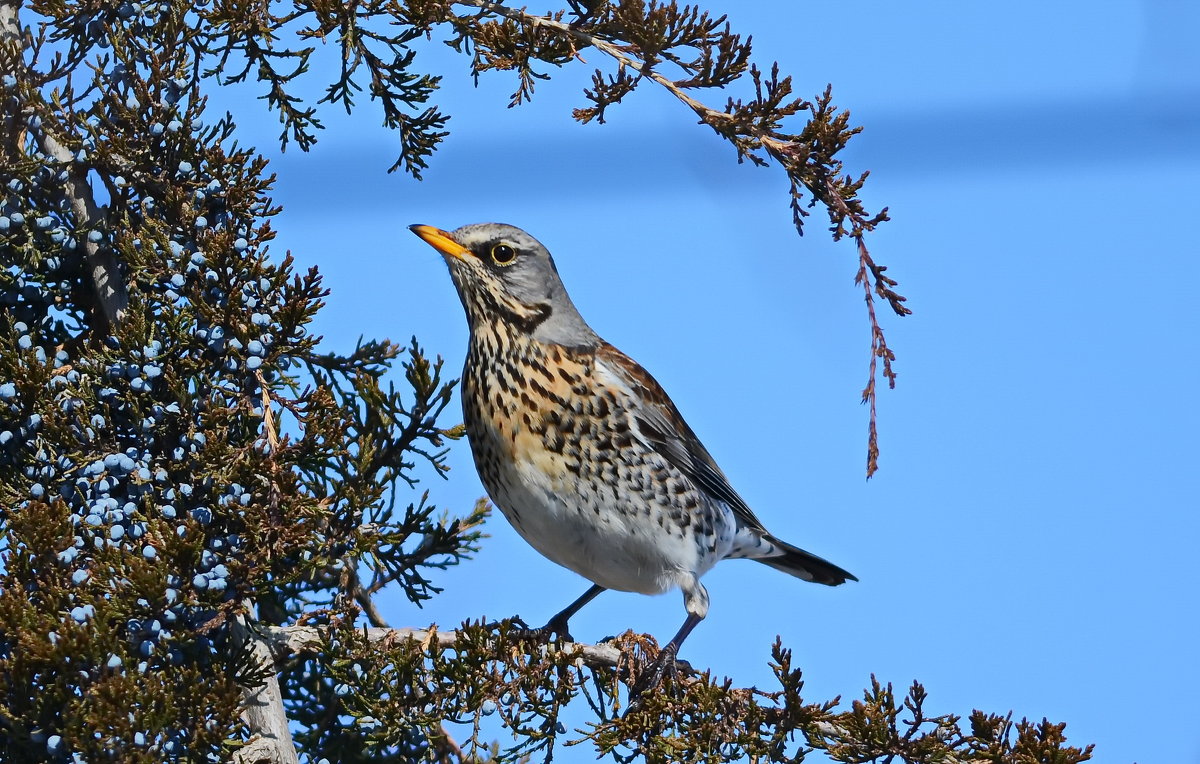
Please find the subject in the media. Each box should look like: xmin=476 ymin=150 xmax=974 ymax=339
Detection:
xmin=451 ymin=0 xmax=908 ymax=476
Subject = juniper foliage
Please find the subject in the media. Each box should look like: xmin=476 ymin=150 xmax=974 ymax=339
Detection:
xmin=0 ymin=0 xmax=1091 ymax=762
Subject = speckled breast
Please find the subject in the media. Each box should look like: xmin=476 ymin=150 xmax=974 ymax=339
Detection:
xmin=461 ymin=325 xmax=622 ymax=525
xmin=459 ymin=322 xmax=732 ymax=594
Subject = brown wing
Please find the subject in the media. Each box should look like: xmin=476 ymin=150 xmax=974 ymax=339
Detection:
xmin=596 ymin=342 xmax=769 ymax=533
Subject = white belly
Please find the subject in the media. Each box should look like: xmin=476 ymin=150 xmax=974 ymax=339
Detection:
xmin=481 ymin=431 xmax=732 ymax=596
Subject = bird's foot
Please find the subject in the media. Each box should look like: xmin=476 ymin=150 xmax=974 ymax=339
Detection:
xmin=626 ymin=643 xmax=692 ymax=711
xmin=505 ymin=613 xmax=574 ymax=644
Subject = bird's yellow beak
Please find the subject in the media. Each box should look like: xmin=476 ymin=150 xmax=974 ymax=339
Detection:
xmin=409 ymin=224 xmax=471 ymax=260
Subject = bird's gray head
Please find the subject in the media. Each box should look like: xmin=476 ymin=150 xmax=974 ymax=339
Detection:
xmin=409 ymin=222 xmax=598 ymax=347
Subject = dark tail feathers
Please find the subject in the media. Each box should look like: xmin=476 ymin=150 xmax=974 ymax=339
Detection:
xmin=758 ymin=536 xmax=857 ymax=586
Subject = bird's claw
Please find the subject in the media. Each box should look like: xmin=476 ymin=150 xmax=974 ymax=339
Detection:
xmin=506 ymin=614 xmax=574 ymax=644
xmin=485 ymin=616 xmax=529 ymax=634
xmin=626 ymin=643 xmax=686 ymax=710
xmin=540 ymin=613 xmax=575 ymax=643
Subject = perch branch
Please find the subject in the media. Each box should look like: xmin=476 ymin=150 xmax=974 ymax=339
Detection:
xmin=264 ymin=624 xmax=624 ymax=669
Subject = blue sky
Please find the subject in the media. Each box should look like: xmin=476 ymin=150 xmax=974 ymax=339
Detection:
xmin=209 ymin=1 xmax=1199 ymax=760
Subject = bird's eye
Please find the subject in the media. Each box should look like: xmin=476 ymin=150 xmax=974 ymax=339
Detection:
xmin=490 ymin=243 xmax=517 ymax=265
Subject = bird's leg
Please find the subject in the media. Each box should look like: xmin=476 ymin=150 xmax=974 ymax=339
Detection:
xmin=628 ymin=612 xmax=703 ymax=702
xmin=542 ymin=583 xmax=606 ymax=641
xmin=512 ymin=584 xmax=606 ymax=643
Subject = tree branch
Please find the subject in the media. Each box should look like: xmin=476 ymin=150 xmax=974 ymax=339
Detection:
xmin=0 ymin=0 xmax=128 ymax=332
xmin=452 ymin=0 xmax=907 ymax=476
xmin=233 ymin=617 xmax=301 ymax=764
xmin=34 ymin=130 xmax=129 ymax=331
xmin=263 ymin=623 xmax=624 ymax=669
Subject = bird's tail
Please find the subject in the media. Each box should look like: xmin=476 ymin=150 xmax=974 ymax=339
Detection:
xmin=756 ymin=535 xmax=857 ymax=586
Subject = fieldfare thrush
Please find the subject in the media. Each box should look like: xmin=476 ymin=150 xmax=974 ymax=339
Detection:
xmin=410 ymin=222 xmax=856 ymax=685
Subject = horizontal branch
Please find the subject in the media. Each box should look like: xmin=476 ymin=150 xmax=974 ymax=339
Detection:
xmin=261 ymin=624 xmax=970 ymax=761
xmin=459 ymin=0 xmax=714 ymax=120
xmin=262 ymin=624 xmax=625 ymax=669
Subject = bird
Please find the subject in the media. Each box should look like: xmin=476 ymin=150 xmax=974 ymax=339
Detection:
xmin=410 ymin=222 xmax=856 ymax=688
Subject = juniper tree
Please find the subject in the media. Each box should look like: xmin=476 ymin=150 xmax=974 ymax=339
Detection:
xmin=0 ymin=0 xmax=1093 ymax=762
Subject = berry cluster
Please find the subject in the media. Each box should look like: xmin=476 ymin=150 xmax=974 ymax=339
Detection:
xmin=3 ymin=1 xmax=472 ymax=760
xmin=0 ymin=66 xmax=306 ymax=758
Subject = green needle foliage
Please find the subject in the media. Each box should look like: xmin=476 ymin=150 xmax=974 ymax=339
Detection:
xmin=0 ymin=0 xmax=1089 ymax=762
